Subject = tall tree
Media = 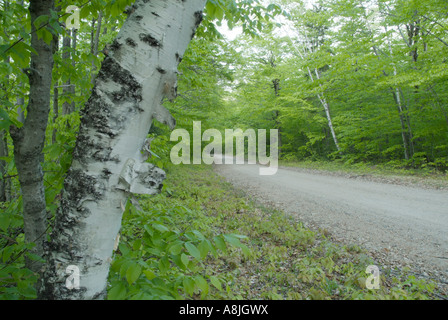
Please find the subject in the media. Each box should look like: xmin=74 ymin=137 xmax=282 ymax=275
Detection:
xmin=9 ymin=0 xmax=56 ymax=282
xmin=39 ymin=0 xmax=208 ymax=300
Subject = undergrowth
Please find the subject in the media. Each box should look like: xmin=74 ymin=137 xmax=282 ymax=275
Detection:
xmin=107 ymin=163 xmax=438 ymax=300
xmin=0 ymin=162 xmax=439 ymax=300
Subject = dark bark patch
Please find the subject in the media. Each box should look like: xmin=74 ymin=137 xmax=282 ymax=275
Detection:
xmin=151 ymin=11 xmax=160 ymax=17
xmin=64 ymin=169 xmax=105 ymax=209
xmin=191 ymin=11 xmax=203 ymax=39
xmin=156 ymin=67 xmax=166 ymax=74
xmin=72 ymin=129 xmax=114 ymax=164
xmin=139 ymin=33 xmax=161 ymax=47
xmin=125 ymin=38 xmax=137 ymax=47
xmin=97 ymin=57 xmax=142 ymax=98
xmin=194 ymin=11 xmax=204 ymax=27
xmin=101 ymin=168 xmax=112 ymax=180
xmin=92 ymin=146 xmax=113 ymax=162
xmin=175 ymin=52 xmax=183 ymax=63
xmin=124 ymin=5 xmax=136 ymax=15
xmin=134 ymin=15 xmax=143 ymax=21
xmin=110 ymin=39 xmax=122 ymax=52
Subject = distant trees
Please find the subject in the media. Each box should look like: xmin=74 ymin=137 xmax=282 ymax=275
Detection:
xmin=224 ymin=0 xmax=448 ymax=169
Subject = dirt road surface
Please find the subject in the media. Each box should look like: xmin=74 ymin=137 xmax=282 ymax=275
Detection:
xmin=213 ymin=156 xmax=448 ymax=292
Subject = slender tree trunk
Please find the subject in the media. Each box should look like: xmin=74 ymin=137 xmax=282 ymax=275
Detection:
xmin=52 ymin=81 xmax=59 ymax=144
xmin=287 ymin=31 xmax=341 ymax=153
xmin=40 ymin=0 xmax=207 ymax=300
xmin=272 ymin=79 xmax=282 ymax=156
xmin=391 ymin=88 xmax=410 ymax=160
xmin=62 ymin=29 xmax=73 ymax=115
xmin=0 ymin=131 xmax=7 ymax=202
xmin=10 ymin=0 xmax=55 ymax=279
xmin=52 ymin=34 xmax=59 ymax=144
xmin=310 ymin=67 xmax=341 ymax=152
xmin=372 ymin=25 xmax=414 ymax=162
xmin=91 ymin=11 xmax=102 ymax=84
xmin=385 ymin=26 xmax=415 ymax=161
xmin=316 ymin=91 xmax=340 ymax=153
xmin=1 ymin=9 xmax=9 ymax=201
xmin=69 ymin=29 xmax=77 ymax=113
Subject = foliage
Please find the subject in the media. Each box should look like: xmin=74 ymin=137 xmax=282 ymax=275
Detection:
xmin=107 ymin=161 xmax=439 ymax=300
xmin=0 ymin=0 xmax=446 ymax=301
xmin=218 ymin=0 xmax=448 ymax=170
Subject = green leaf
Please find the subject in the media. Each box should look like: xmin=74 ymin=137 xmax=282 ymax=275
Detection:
xmin=26 ymin=252 xmax=45 ymax=263
xmin=152 ymin=222 xmax=169 ymax=233
xmin=118 ymin=243 xmax=130 ymax=256
xmin=126 ymin=263 xmax=142 ymax=285
xmin=158 ymin=256 xmax=169 ymax=274
xmin=33 ymin=15 xmax=49 ymax=29
xmin=224 ymin=234 xmax=250 ymax=256
xmin=198 ymin=240 xmax=210 ymax=259
xmin=2 ymin=245 xmax=15 ymax=263
xmin=183 ymin=277 xmax=195 ymax=296
xmin=223 ymin=234 xmax=242 ymax=246
xmin=181 ymin=253 xmax=190 ymax=268
xmin=194 ymin=275 xmax=209 ymax=296
xmin=132 ymin=239 xmax=142 ymax=251
xmin=213 ymin=235 xmax=227 ymax=253
xmin=143 ymin=269 xmax=156 ymax=280
xmin=0 ymin=107 xmax=23 ymax=131
xmin=0 ymin=214 xmax=10 ymax=232
xmin=36 ymin=27 xmax=54 ymax=45
xmin=108 ymin=282 xmax=127 ymax=300
xmin=209 ymin=275 xmax=222 ymax=291
xmin=168 ymin=241 xmax=183 ymax=255
xmin=185 ymin=242 xmax=201 ymax=261
xmin=206 ymin=1 xmax=216 ymax=19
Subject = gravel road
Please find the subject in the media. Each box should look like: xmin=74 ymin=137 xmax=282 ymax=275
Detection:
xmin=213 ymin=157 xmax=448 ymax=294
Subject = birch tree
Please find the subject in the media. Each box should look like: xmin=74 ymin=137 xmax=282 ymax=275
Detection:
xmin=287 ymin=6 xmax=341 ymax=153
xmin=36 ymin=0 xmax=208 ymax=300
xmin=2 ymin=0 xmax=206 ymax=299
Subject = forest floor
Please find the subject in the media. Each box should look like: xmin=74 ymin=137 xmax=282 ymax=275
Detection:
xmin=213 ymin=158 xmax=448 ymax=298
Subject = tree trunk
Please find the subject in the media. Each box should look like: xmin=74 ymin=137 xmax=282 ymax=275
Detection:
xmin=52 ymin=34 xmax=59 ymax=144
xmin=69 ymin=29 xmax=77 ymax=113
xmin=271 ymin=79 xmax=282 ymax=156
xmin=62 ymin=29 xmax=73 ymax=115
xmin=311 ymin=68 xmax=341 ymax=153
xmin=40 ymin=0 xmax=206 ymax=300
xmin=0 ymin=131 xmax=7 ymax=202
xmin=316 ymin=91 xmax=340 ymax=153
xmin=385 ymin=26 xmax=415 ymax=161
xmin=391 ymin=88 xmax=410 ymax=160
xmin=52 ymin=81 xmax=59 ymax=144
xmin=91 ymin=11 xmax=103 ymax=84
xmin=10 ymin=0 xmax=55 ymax=279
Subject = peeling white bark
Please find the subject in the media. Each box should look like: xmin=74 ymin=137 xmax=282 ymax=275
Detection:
xmin=41 ymin=0 xmax=207 ymax=300
xmin=286 ymin=30 xmax=341 ymax=153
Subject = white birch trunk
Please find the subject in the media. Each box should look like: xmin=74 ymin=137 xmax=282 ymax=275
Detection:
xmin=313 ymin=68 xmax=341 ymax=152
xmin=386 ymin=26 xmax=411 ymax=160
xmin=40 ymin=0 xmax=206 ymax=300
xmin=286 ymin=30 xmax=341 ymax=153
